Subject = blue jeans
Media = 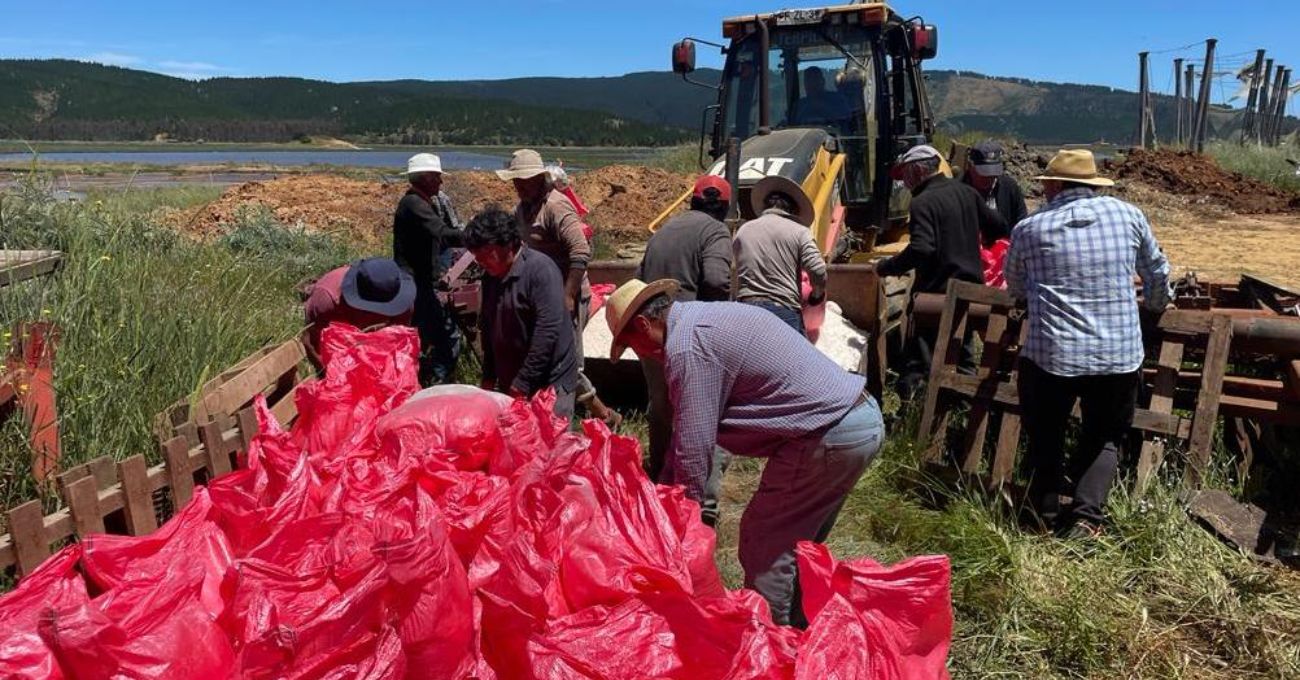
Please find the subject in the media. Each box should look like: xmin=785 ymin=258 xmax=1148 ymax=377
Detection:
xmin=740 ymin=394 xmax=885 ymax=626
xmin=742 ymin=299 xmax=805 ymax=336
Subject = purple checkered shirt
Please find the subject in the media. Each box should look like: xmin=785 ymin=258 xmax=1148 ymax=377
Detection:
xmin=664 ymin=302 xmax=865 ymax=500
xmin=1005 ymin=187 xmax=1171 ymax=377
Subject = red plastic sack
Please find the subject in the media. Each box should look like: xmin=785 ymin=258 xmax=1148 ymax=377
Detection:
xmin=420 ymin=470 xmax=514 ymax=589
xmin=589 ymin=283 xmax=617 ymax=316
xmin=795 ymin=542 xmax=953 ymax=680
xmin=80 ymin=488 xmax=233 ymax=620
xmin=981 ymin=238 xmax=1010 ymax=289
xmin=0 ymin=545 xmax=89 ymax=680
xmin=39 ymin=559 xmax=234 ymax=680
xmin=376 ymin=389 xmax=509 ymax=472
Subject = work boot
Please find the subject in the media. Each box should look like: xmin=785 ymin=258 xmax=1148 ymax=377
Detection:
xmin=582 ymin=395 xmax=624 ymax=431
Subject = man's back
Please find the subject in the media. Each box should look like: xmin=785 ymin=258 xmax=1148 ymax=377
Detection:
xmin=1006 ymin=188 xmax=1170 ymax=376
xmin=638 ymin=211 xmax=732 ymax=302
xmin=733 ymin=210 xmax=826 ymax=310
xmin=883 ymin=175 xmax=986 ymax=294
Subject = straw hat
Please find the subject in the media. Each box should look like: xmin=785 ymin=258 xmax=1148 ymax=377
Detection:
xmin=604 ymin=278 xmax=681 ymax=361
xmin=749 ymin=175 xmax=815 ymax=226
xmin=403 ymin=153 xmax=443 ymax=175
xmin=1034 ymin=149 xmax=1114 ymax=187
xmin=495 ymin=149 xmax=549 ymax=181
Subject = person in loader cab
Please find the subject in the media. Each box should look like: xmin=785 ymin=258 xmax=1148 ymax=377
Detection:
xmin=877 ymin=144 xmax=1007 ymax=400
xmin=302 ymin=257 xmax=416 ymax=370
xmin=1005 ymin=149 xmax=1170 ymax=539
xmin=393 ymin=152 xmax=464 ymax=386
xmin=793 ymin=66 xmax=847 ymax=126
xmin=635 ymin=174 xmax=734 ymax=525
xmin=498 ymin=148 xmax=621 ymax=427
xmin=604 ymin=278 xmax=885 ymax=627
xmin=961 ymin=140 xmax=1028 ymax=230
xmin=466 ymin=207 xmax=579 ymax=419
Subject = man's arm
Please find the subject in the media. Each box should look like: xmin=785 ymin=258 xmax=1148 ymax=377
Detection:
xmin=550 ymin=200 xmax=591 ymax=312
xmin=699 ymin=223 xmax=734 ymax=302
xmin=666 ymin=350 xmax=732 ymax=501
xmin=798 ymin=230 xmax=828 ymax=304
xmin=876 ymin=205 xmax=937 ymax=277
xmin=1135 ymin=213 xmax=1172 ymax=311
xmin=400 ymin=193 xmax=464 ymax=251
xmin=1004 ymin=224 xmax=1028 ymax=300
xmin=511 ymin=260 xmax=568 ymax=395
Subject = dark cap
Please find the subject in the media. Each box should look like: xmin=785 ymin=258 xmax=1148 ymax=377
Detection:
xmin=341 ymin=257 xmax=416 ymax=317
xmin=969 ymin=140 xmax=1005 ymax=177
xmin=693 ymin=174 xmax=732 ymax=203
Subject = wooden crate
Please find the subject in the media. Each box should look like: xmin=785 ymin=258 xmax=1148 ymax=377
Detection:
xmin=0 ymin=250 xmax=63 ymax=289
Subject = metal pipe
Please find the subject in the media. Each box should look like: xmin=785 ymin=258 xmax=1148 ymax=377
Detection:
xmin=757 ymin=19 xmax=771 ymax=134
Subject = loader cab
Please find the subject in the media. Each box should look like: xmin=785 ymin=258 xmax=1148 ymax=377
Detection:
xmin=673 ymin=4 xmax=937 ymax=234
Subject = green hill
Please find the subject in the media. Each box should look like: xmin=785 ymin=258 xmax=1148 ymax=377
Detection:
xmin=0 ymin=59 xmax=1293 ymax=146
xmin=0 ymin=59 xmax=690 ymax=146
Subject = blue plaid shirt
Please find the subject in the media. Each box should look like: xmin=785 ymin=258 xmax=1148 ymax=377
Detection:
xmin=664 ymin=302 xmax=865 ymax=500
xmin=1005 ymin=187 xmax=1170 ymax=377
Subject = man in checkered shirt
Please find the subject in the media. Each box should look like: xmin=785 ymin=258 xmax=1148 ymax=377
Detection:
xmin=1004 ymin=149 xmax=1170 ymax=539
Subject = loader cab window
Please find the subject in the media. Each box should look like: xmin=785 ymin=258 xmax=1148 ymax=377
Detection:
xmin=718 ymin=22 xmax=880 ymax=203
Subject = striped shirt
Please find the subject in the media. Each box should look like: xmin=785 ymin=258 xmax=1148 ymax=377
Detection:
xmin=664 ymin=302 xmax=865 ymax=500
xmin=1005 ymin=187 xmax=1171 ymax=377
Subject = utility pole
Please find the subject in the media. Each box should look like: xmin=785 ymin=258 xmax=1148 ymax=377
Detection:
xmin=1192 ymin=39 xmax=1217 ymax=153
xmin=1240 ymin=50 xmax=1266 ymax=144
xmin=1257 ymin=59 xmax=1275 ymax=144
xmin=1137 ymin=52 xmax=1152 ymax=148
xmin=1185 ymin=65 xmax=1196 ymax=146
xmin=1269 ymin=68 xmax=1291 ymax=145
xmin=1174 ymin=58 xmax=1185 ymax=145
xmin=1264 ymin=65 xmax=1287 ymax=145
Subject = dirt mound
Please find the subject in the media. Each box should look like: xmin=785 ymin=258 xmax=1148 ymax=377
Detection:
xmin=165 ymin=165 xmax=695 ymax=247
xmin=1116 ymin=149 xmax=1300 ymax=214
xmin=572 ymin=166 xmax=693 ymax=238
xmin=163 ymin=174 xmax=406 ymax=245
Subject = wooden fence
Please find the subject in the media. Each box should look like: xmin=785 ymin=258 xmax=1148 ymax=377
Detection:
xmin=0 ymin=338 xmax=305 ymax=579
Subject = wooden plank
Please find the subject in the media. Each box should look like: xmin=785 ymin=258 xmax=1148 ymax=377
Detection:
xmin=1136 ymin=337 xmax=1186 ymax=495
xmin=0 ymin=251 xmax=63 ymax=288
xmin=87 ymin=456 xmax=116 ymax=489
xmin=162 ymin=436 xmax=195 ymax=508
xmin=1285 ymin=360 xmax=1300 ymax=401
xmin=176 ymin=421 xmax=200 ymax=448
xmin=948 ymin=280 xmax=1017 ymax=307
xmin=269 ymin=383 xmax=301 ymax=426
xmin=1185 ymin=315 xmax=1233 ymax=486
xmin=1141 ymin=369 xmax=1289 ymax=401
xmin=1217 ymin=394 xmax=1300 ymax=423
xmin=1159 ymin=310 xmax=1218 ymax=335
xmin=917 ymin=282 xmax=963 ymax=458
xmin=990 ymin=413 xmax=1022 ymax=486
xmin=63 ymin=475 xmax=105 ymax=536
xmin=7 ymin=501 xmax=48 ymax=576
xmin=197 ymin=340 xmax=303 ymax=421
xmin=199 ymin=420 xmax=233 ymax=477
xmin=117 ymin=455 xmax=157 ymax=535
xmin=56 ymin=463 xmax=91 ymax=492
xmin=958 ymin=312 xmax=1013 ymax=473
xmin=237 ymin=406 xmax=260 ymax=453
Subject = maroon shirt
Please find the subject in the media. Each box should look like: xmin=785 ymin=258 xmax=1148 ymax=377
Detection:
xmin=303 ymin=266 xmax=413 ymax=349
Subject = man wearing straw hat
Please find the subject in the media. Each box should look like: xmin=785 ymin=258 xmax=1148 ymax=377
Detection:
xmin=1005 ymin=149 xmax=1170 ymax=539
xmin=393 ymin=152 xmax=465 ymax=385
xmin=497 ymin=149 xmax=620 ymax=426
xmin=603 ymin=278 xmax=885 ymax=626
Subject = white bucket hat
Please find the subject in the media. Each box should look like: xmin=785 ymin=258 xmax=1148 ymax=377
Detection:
xmin=404 ymin=153 xmax=443 ymax=175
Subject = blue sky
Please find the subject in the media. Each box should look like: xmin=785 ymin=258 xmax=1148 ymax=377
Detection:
xmin=1 ymin=1 xmax=1296 ymax=109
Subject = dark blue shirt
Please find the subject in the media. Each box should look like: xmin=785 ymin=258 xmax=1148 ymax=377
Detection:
xmin=479 ymin=247 xmax=578 ymax=396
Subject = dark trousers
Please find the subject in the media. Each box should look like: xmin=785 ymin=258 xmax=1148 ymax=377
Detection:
xmin=1017 ymin=358 xmax=1139 ymax=528
xmin=412 ymin=287 xmax=460 ymax=386
xmin=742 ymin=299 xmax=805 ymax=336
xmin=896 ymin=329 xmax=976 ymax=402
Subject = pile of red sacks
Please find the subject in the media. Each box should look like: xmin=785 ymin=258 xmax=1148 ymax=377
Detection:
xmin=0 ymin=324 xmax=953 ymax=679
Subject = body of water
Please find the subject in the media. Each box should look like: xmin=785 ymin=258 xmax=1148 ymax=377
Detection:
xmin=0 ymin=149 xmax=510 ymax=169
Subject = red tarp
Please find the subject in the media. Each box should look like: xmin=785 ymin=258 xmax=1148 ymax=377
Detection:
xmin=0 ymin=323 xmax=952 ymax=679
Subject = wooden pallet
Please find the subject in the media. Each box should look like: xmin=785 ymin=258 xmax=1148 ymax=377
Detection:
xmin=917 ymin=280 xmax=1232 ymax=493
xmin=1 ymin=342 xmax=304 ymax=579
xmin=0 ymin=250 xmax=63 ymax=289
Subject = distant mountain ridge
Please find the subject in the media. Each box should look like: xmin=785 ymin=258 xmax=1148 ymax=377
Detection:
xmin=0 ymin=59 xmax=1292 ymax=146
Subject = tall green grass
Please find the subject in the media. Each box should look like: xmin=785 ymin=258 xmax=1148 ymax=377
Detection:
xmin=1207 ymin=139 xmax=1300 ymax=193
xmin=0 ymin=175 xmax=363 ymax=515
